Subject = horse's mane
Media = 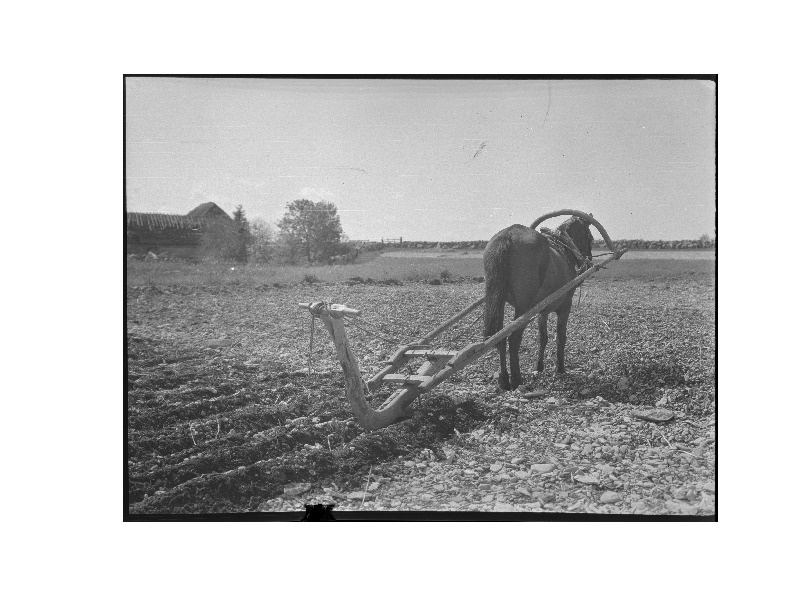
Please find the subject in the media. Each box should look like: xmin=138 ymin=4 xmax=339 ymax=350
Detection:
xmin=558 ymin=216 xmax=586 ymax=233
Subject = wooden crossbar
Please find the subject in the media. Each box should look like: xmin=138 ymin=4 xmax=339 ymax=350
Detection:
xmin=368 ymin=298 xmax=483 ymax=390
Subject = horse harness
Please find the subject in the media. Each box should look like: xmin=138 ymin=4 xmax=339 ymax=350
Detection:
xmin=539 ymin=227 xmax=592 ymax=275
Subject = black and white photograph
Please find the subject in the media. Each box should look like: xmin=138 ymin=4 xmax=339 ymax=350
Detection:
xmin=125 ymin=76 xmax=716 ymax=519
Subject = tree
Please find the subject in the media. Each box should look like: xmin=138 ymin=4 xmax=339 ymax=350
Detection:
xmin=231 ymin=205 xmax=254 ymax=262
xmin=249 ymin=219 xmax=276 ymax=263
xmin=277 ymin=199 xmax=344 ymax=263
xmin=199 ymin=205 xmax=253 ymax=262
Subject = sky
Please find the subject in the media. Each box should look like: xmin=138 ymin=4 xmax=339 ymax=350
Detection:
xmin=126 ymin=78 xmax=715 ymax=241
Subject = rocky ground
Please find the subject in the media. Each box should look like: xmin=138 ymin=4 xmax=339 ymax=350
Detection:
xmin=127 ymin=261 xmax=715 ymax=516
xmin=258 ymin=392 xmax=715 ymax=515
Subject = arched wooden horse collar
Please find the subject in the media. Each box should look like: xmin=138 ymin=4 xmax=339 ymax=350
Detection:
xmin=529 ymin=209 xmax=618 ymax=252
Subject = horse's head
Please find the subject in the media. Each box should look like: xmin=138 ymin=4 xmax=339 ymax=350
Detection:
xmin=562 ymin=216 xmax=594 ymax=260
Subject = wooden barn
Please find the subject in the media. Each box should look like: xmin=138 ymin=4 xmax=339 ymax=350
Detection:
xmin=126 ymin=202 xmax=232 ymax=258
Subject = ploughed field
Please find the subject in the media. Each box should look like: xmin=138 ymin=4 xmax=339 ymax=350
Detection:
xmin=127 ymin=254 xmax=715 ymax=515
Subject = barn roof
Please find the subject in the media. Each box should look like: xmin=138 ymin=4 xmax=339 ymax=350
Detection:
xmin=187 ymin=202 xmax=231 ymax=219
xmin=126 ymin=212 xmax=204 ymax=230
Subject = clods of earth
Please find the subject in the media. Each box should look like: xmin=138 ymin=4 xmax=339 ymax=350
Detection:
xmin=127 ymin=273 xmax=715 ymax=515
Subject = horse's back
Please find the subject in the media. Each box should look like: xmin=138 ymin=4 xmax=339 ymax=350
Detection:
xmin=484 ymin=224 xmax=551 ymax=308
xmin=484 ymin=224 xmax=547 ymax=263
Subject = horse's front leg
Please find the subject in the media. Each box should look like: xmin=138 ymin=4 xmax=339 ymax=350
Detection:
xmin=536 ymin=312 xmax=549 ymax=373
xmin=556 ymin=306 xmax=571 ymax=374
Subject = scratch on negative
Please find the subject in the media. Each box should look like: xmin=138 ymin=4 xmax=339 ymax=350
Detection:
xmin=472 ymin=142 xmax=487 ymax=160
xmin=542 ymin=84 xmax=552 ymax=127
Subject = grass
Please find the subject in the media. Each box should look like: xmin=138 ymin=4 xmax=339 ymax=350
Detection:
xmin=128 ymin=249 xmax=715 ymax=289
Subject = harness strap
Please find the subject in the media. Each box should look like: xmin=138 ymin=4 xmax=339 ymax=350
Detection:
xmin=540 ymin=227 xmax=589 ymax=272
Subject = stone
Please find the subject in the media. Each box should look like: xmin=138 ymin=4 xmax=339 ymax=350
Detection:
xmin=404 ymin=461 xmax=415 ymax=468
xmin=510 ymin=457 xmax=526 ymax=465
xmin=666 ymin=500 xmax=697 ymax=515
xmin=702 ymin=482 xmax=715 ymax=492
xmin=531 ymin=463 xmax=556 ymax=474
xmin=515 ymin=471 xmax=530 ymax=480
xmin=574 ymin=473 xmax=599 ymax=485
xmin=600 ymin=491 xmax=622 ymax=504
xmin=283 ymin=483 xmax=311 ymax=497
xmin=582 ymin=444 xmax=594 ymax=456
xmin=493 ymin=502 xmax=515 ymax=512
xmin=631 ymin=501 xmax=649 ymax=514
xmin=490 ymin=463 xmax=503 ymax=473
xmin=631 ymin=408 xmax=675 ymax=423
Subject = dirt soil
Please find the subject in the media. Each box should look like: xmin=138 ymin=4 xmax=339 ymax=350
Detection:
xmin=127 ymin=268 xmax=715 ymax=515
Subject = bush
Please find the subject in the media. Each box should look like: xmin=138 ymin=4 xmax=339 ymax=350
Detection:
xmin=302 ymin=274 xmax=320 ymax=285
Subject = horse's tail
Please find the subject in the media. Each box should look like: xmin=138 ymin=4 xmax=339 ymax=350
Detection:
xmin=483 ymin=234 xmax=511 ymax=340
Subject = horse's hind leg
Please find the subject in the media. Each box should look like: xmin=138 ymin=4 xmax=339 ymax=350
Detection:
xmin=497 ymin=339 xmax=510 ymax=390
xmin=508 ymin=314 xmax=527 ymax=389
xmin=556 ymin=305 xmax=571 ymax=374
xmin=536 ymin=312 xmax=549 ymax=373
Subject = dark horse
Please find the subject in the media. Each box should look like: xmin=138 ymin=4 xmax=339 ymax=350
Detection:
xmin=483 ymin=213 xmax=595 ymax=390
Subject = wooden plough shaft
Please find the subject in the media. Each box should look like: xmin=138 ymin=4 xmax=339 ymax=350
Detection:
xmin=300 ymin=249 xmax=627 ymax=431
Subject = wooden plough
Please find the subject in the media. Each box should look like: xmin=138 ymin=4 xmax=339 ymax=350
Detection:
xmin=300 ymin=211 xmax=627 ymax=431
